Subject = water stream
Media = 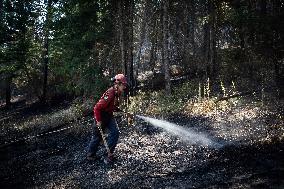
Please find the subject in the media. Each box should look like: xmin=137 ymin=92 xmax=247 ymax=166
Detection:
xmin=137 ymin=115 xmax=223 ymax=148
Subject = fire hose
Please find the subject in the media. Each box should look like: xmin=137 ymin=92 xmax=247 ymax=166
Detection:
xmin=96 ymin=123 xmax=112 ymax=157
xmin=0 ymin=112 xmax=134 ymax=149
xmin=97 ymin=111 xmax=135 ymax=158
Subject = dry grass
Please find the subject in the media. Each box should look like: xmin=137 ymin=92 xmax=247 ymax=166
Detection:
xmin=0 ymin=99 xmax=94 ymax=145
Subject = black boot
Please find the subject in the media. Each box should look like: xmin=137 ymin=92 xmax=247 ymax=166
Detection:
xmin=87 ymin=153 xmax=98 ymax=161
xmin=103 ymin=154 xmax=115 ymax=165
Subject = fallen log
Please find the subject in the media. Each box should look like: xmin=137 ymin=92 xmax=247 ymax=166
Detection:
xmin=215 ymin=91 xmax=257 ymax=102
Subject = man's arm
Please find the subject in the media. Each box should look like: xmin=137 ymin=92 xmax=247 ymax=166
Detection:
xmin=94 ymin=90 xmax=114 ymax=123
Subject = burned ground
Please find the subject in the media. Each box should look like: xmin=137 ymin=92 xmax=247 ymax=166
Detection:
xmin=0 ymin=100 xmax=284 ymax=188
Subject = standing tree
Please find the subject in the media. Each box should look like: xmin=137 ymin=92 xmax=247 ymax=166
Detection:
xmin=42 ymin=0 xmax=52 ymax=103
xmin=162 ymin=0 xmax=171 ymax=94
xmin=208 ymin=1 xmax=217 ymax=79
xmin=117 ymin=0 xmax=135 ymax=95
xmin=0 ymin=0 xmax=34 ymax=107
xmin=126 ymin=0 xmax=134 ymax=95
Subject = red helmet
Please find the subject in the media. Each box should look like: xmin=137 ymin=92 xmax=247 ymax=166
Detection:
xmin=114 ymin=74 xmax=128 ymax=85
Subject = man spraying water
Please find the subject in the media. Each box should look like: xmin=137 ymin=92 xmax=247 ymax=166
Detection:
xmin=87 ymin=74 xmax=221 ymax=165
xmin=87 ymin=74 xmax=132 ymax=164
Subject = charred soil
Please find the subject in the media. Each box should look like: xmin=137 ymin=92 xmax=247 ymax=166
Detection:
xmin=0 ymin=100 xmax=283 ymax=188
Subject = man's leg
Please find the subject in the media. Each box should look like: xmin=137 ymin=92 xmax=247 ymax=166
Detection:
xmin=87 ymin=121 xmax=102 ymax=159
xmin=107 ymin=117 xmax=119 ymax=154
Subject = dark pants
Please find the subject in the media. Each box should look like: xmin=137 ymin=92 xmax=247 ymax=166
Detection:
xmin=88 ymin=117 xmax=119 ymax=156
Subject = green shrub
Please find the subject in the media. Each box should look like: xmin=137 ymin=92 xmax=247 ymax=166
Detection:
xmin=128 ymin=80 xmax=199 ymax=117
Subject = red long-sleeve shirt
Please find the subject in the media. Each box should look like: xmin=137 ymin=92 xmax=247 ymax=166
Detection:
xmin=94 ymin=87 xmax=120 ymax=122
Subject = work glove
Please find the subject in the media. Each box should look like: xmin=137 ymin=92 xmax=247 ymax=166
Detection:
xmin=97 ymin=121 xmax=102 ymax=127
xmin=127 ymin=113 xmax=134 ymax=126
xmin=127 ymin=113 xmax=133 ymax=118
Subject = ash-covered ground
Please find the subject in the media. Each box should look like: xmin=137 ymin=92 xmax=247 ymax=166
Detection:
xmin=0 ymin=100 xmax=284 ymax=188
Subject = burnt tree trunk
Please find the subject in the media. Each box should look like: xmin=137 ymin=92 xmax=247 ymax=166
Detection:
xmin=203 ymin=22 xmax=210 ymax=79
xmin=162 ymin=0 xmax=171 ymax=94
xmin=209 ymin=1 xmax=217 ymax=79
xmin=5 ymin=75 xmax=12 ymax=108
xmin=271 ymin=0 xmax=284 ymax=98
xmin=182 ymin=1 xmax=196 ymax=73
xmin=42 ymin=0 xmax=52 ymax=103
xmin=189 ymin=1 xmax=196 ymax=57
xmin=149 ymin=19 xmax=158 ymax=73
xmin=273 ymin=56 xmax=284 ymax=98
xmin=118 ymin=0 xmax=126 ymax=74
xmin=118 ymin=0 xmax=134 ymax=95
xmin=128 ymin=0 xmax=134 ymax=95
xmin=136 ymin=0 xmax=150 ymax=78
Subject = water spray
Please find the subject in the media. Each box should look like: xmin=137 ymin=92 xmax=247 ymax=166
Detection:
xmin=135 ymin=115 xmax=223 ymax=148
xmin=119 ymin=111 xmax=223 ymax=148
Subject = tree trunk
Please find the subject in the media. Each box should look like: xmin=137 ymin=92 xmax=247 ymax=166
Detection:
xmin=5 ymin=75 xmax=12 ymax=108
xmin=118 ymin=0 xmax=126 ymax=73
xmin=127 ymin=0 xmax=134 ymax=95
xmin=209 ymin=1 xmax=217 ymax=79
xmin=182 ymin=1 xmax=196 ymax=72
xmin=136 ymin=0 xmax=150 ymax=78
xmin=182 ymin=2 xmax=190 ymax=70
xmin=118 ymin=0 xmax=134 ymax=95
xmin=162 ymin=0 xmax=171 ymax=94
xmin=150 ymin=20 xmax=158 ymax=73
xmin=42 ymin=35 xmax=48 ymax=102
xmin=273 ymin=57 xmax=284 ymax=98
xmin=203 ymin=22 xmax=210 ymax=78
xmin=271 ymin=0 xmax=284 ymax=98
xmin=188 ymin=1 xmax=196 ymax=57
xmin=0 ymin=0 xmax=3 ymax=20
xmin=42 ymin=0 xmax=52 ymax=103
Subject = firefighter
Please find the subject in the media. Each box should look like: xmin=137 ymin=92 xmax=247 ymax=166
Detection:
xmin=87 ymin=74 xmax=128 ymax=164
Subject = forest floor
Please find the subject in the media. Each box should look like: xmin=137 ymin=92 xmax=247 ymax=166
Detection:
xmin=0 ymin=96 xmax=284 ymax=188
